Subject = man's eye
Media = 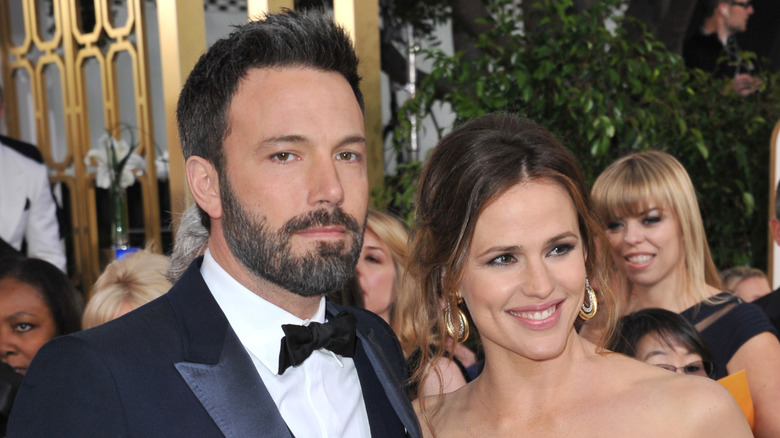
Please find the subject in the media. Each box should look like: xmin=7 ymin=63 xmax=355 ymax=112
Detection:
xmin=272 ymin=152 xmax=295 ymax=162
xmin=337 ymin=151 xmax=359 ymax=161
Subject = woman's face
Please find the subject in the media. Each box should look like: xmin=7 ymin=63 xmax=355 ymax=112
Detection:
xmin=460 ymin=179 xmax=586 ymax=361
xmin=634 ymin=333 xmax=709 ymax=377
xmin=604 ymin=203 xmax=684 ymax=292
xmin=356 ymin=228 xmax=396 ymax=323
xmin=0 ymin=277 xmax=58 ymax=375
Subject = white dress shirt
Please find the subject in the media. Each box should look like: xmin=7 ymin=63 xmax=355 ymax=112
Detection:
xmin=201 ymin=249 xmax=371 ymax=437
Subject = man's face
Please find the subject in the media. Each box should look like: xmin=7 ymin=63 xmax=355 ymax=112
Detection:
xmin=218 ymin=67 xmax=368 ymax=296
xmin=726 ymin=1 xmax=754 ymax=33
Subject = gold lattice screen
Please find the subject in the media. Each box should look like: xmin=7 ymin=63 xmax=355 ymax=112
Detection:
xmin=0 ymin=0 xmax=160 ymax=292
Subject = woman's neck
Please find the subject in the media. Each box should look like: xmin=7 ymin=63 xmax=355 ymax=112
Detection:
xmin=626 ymin=269 xmax=717 ymax=314
xmin=469 ymin=330 xmax=592 ymax=410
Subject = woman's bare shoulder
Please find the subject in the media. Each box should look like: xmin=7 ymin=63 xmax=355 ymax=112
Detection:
xmin=595 ymin=353 xmax=751 ymax=436
xmin=413 ymin=386 xmax=474 ymax=438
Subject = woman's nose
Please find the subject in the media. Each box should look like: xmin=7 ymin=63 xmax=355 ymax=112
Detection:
xmin=623 ymin=221 xmax=645 ymax=244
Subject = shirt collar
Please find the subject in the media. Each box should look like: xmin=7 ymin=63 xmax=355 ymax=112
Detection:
xmin=200 ymin=248 xmax=327 ymax=375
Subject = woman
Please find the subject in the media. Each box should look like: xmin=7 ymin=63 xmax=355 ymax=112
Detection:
xmin=0 ymin=257 xmax=82 ymax=375
xmin=592 ymin=150 xmax=780 ymax=437
xmin=83 ymin=249 xmax=171 ymax=329
xmin=355 ymin=209 xmax=474 ymax=396
xmin=356 ymin=209 xmax=408 ymax=325
xmin=410 ymin=113 xmax=749 ymax=436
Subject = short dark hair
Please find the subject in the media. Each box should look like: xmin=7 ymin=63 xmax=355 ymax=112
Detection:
xmin=0 ymin=257 xmax=83 ymax=335
xmin=611 ymin=308 xmax=714 ymax=378
xmin=176 ymin=10 xmax=362 ymax=229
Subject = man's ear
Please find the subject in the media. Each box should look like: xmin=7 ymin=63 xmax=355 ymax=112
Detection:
xmin=186 ymin=156 xmax=222 ymax=220
xmin=770 ymin=217 xmax=780 ymax=247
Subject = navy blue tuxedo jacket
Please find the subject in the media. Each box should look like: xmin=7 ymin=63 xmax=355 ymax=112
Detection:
xmin=8 ymin=258 xmax=421 ymax=437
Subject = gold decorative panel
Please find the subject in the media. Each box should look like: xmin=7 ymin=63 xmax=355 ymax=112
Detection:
xmin=0 ymin=0 xmax=160 ymax=292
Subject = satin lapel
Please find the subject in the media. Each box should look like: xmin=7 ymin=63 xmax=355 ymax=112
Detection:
xmin=170 ymin=260 xmax=291 ymax=438
xmin=175 ymin=327 xmax=291 ymax=438
xmin=327 ymin=302 xmax=421 ymax=438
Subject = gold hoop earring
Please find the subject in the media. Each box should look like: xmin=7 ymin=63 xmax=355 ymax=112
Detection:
xmin=579 ymin=278 xmax=598 ymax=320
xmin=445 ymin=292 xmax=470 ymax=343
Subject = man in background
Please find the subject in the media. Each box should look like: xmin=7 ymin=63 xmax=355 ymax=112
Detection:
xmin=755 ymin=181 xmax=780 ymax=332
xmin=683 ymin=0 xmax=762 ymax=95
xmin=0 ymin=85 xmax=66 ymax=271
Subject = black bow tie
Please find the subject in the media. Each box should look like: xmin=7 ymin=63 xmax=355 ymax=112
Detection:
xmin=278 ymin=310 xmax=357 ymax=375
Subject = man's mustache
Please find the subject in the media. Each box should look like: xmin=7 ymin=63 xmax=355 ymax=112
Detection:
xmin=283 ymin=208 xmax=362 ymax=236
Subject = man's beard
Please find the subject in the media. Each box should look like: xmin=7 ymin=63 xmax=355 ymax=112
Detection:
xmin=220 ymin=176 xmax=365 ymax=297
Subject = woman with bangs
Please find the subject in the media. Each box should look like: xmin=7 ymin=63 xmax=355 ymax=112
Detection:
xmin=410 ymin=115 xmax=749 ymax=437
xmin=592 ymin=150 xmax=780 ymax=437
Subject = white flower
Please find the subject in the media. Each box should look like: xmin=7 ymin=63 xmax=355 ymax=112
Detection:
xmin=155 ymin=150 xmax=169 ymax=182
xmin=84 ymin=133 xmax=146 ymax=189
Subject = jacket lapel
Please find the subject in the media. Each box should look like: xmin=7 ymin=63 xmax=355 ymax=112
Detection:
xmin=327 ymin=302 xmax=421 ymax=438
xmin=175 ymin=328 xmax=291 ymax=438
xmin=170 ymin=259 xmax=291 ymax=438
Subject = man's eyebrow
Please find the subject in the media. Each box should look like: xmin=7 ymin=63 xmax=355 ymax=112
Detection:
xmin=262 ymin=135 xmax=307 ymax=145
xmin=261 ymin=135 xmax=366 ymax=147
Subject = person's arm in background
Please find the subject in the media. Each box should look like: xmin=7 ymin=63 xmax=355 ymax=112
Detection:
xmin=24 ymin=162 xmax=66 ymax=271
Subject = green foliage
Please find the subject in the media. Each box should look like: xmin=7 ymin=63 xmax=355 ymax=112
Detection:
xmin=392 ymin=0 xmax=780 ymax=270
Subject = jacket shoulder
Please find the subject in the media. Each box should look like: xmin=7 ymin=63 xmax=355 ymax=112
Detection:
xmin=0 ymin=135 xmax=43 ymax=164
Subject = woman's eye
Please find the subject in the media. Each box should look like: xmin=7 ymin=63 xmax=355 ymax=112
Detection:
xmin=365 ymin=255 xmax=381 ymax=264
xmin=549 ymin=244 xmax=574 ymax=257
xmin=642 ymin=215 xmax=661 ymax=225
xmin=606 ymin=221 xmax=623 ymax=231
xmin=15 ymin=323 xmax=33 ymax=332
xmin=684 ymin=364 xmax=702 ymax=373
xmin=272 ymin=152 xmax=295 ymax=162
xmin=488 ymin=254 xmax=516 ymax=266
xmin=336 ymin=151 xmax=359 ymax=161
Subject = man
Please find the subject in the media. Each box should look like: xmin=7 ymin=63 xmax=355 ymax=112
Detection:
xmin=755 ymin=180 xmax=780 ymax=332
xmin=0 ymin=85 xmax=66 ymax=271
xmin=8 ymin=11 xmax=420 ymax=437
xmin=683 ymin=0 xmax=761 ymax=95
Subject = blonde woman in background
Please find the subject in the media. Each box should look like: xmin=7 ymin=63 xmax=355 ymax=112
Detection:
xmin=355 ymin=209 xmax=475 ymax=397
xmin=592 ymin=150 xmax=780 ymax=437
xmin=82 ymin=249 xmax=171 ymax=329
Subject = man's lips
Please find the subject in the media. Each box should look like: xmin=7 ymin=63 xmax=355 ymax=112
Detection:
xmin=294 ymin=226 xmax=346 ymax=238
